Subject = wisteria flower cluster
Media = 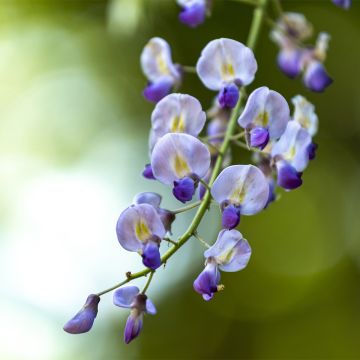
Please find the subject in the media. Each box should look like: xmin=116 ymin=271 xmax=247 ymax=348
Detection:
xmin=64 ymin=0 xmax=350 ymax=346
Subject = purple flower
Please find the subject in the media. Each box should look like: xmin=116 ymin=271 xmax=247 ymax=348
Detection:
xmin=277 ymin=47 xmax=304 ymax=78
xmin=194 ymin=229 xmax=251 ymax=300
xmin=177 ymin=0 xmax=207 ymax=28
xmin=151 ymin=133 xmax=211 ymax=202
xmin=303 ymin=60 xmax=333 ymax=93
xmin=271 ymin=121 xmax=312 ymax=190
xmin=196 ymin=38 xmax=257 ymax=108
xmin=238 ymin=87 xmax=290 ymax=149
xmin=133 ymin=192 xmax=175 ymax=233
xmin=150 ymin=93 xmax=206 ymax=148
xmin=116 ymin=203 xmax=165 ymax=269
xmin=140 ymin=37 xmax=182 ymax=103
xmin=211 ymin=165 xmax=269 ymax=229
xmin=292 ymin=95 xmax=318 ymax=136
xmin=142 ymin=164 xmax=155 ymax=180
xmin=332 ymin=0 xmax=351 ymax=9
xmin=113 ymin=286 xmax=156 ymax=344
xmin=63 ymin=294 xmax=100 ymax=334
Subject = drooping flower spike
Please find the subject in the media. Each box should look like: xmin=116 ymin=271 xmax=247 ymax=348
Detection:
xmin=140 ymin=37 xmax=182 ymax=103
xmin=113 ymin=286 xmax=156 ymax=344
xmin=63 ymin=294 xmax=100 ymax=334
xmin=151 ymin=133 xmax=211 ymax=203
xmin=292 ymin=95 xmax=318 ymax=136
xmin=332 ymin=0 xmax=351 ymax=9
xmin=271 ymin=121 xmax=312 ymax=190
xmin=133 ymin=192 xmax=176 ymax=233
xmin=177 ymin=0 xmax=209 ymax=28
xmin=150 ymin=93 xmax=206 ymax=148
xmin=196 ymin=38 xmax=257 ymax=108
xmin=237 ymin=86 xmax=290 ymax=149
xmin=211 ymin=165 xmax=269 ymax=229
xmin=193 ymin=229 xmax=251 ymax=300
xmin=116 ymin=203 xmax=165 ymax=269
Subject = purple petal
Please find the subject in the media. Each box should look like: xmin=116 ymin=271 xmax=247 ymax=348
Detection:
xmin=124 ymin=312 xmax=143 ymax=344
xmin=276 ymin=160 xmax=303 ymax=190
xmin=196 ymin=38 xmax=257 ymax=90
xmin=211 ymin=165 xmax=269 ymax=215
xmin=277 ymin=48 xmax=303 ymax=78
xmin=303 ymin=61 xmax=333 ymax=93
xmin=193 ymin=262 xmax=220 ymax=301
xmin=218 ymin=83 xmax=239 ymax=108
xmin=142 ymin=164 xmax=156 ymax=180
xmin=332 ymin=0 xmax=351 ymax=9
xmin=116 ymin=204 xmax=165 ymax=252
xmin=151 ymin=93 xmax=206 ymax=142
xmin=145 ymin=299 xmax=157 ymax=315
xmin=221 ymin=204 xmax=241 ymax=230
xmin=113 ymin=286 xmax=140 ymax=308
xmin=179 ymin=2 xmax=206 ymax=27
xmin=308 ymin=142 xmax=318 ymax=160
xmin=173 ymin=177 xmax=196 ymax=203
xmin=143 ymin=79 xmax=173 ymax=103
xmin=133 ymin=192 xmax=161 ymax=208
xmin=151 ymin=133 xmax=210 ymax=185
xmin=250 ymin=127 xmax=269 ymax=149
xmin=63 ymin=294 xmax=100 ymax=334
xmin=142 ymin=240 xmax=161 ymax=270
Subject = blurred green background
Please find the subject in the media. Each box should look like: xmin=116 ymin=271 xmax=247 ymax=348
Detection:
xmin=0 ymin=0 xmax=359 ymax=359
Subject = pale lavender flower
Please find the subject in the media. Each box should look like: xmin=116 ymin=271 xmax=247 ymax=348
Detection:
xmin=113 ymin=286 xmax=156 ymax=344
xmin=211 ymin=165 xmax=269 ymax=229
xmin=63 ymin=294 xmax=100 ymax=334
xmin=133 ymin=192 xmax=175 ymax=233
xmin=292 ymin=95 xmax=318 ymax=136
xmin=177 ymin=0 xmax=208 ymax=27
xmin=332 ymin=0 xmax=351 ymax=9
xmin=238 ymin=86 xmax=290 ymax=149
xmin=141 ymin=37 xmax=182 ymax=103
xmin=196 ymin=38 xmax=257 ymax=108
xmin=194 ymin=229 xmax=251 ymax=300
xmin=151 ymin=133 xmax=211 ymax=203
xmin=150 ymin=93 xmax=206 ymax=148
xmin=116 ymin=203 xmax=166 ymax=269
xmin=271 ymin=121 xmax=312 ymax=190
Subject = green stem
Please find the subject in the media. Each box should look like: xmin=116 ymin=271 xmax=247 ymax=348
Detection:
xmin=182 ymin=65 xmax=196 ymax=73
xmin=141 ymin=271 xmax=155 ymax=294
xmin=272 ymin=0 xmax=283 ymax=18
xmin=95 ymin=0 xmax=269 ymax=297
xmin=193 ymin=232 xmax=211 ymax=249
xmin=171 ymin=200 xmax=202 ymax=214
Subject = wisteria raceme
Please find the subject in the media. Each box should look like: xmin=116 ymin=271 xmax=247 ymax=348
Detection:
xmin=64 ymin=0 xmax=346 ymax=347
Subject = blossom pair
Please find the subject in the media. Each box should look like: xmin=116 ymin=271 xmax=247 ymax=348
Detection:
xmin=271 ymin=13 xmax=333 ymax=92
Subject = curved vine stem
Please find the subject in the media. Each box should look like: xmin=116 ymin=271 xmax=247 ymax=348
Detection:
xmin=95 ymin=0 xmax=269 ymax=297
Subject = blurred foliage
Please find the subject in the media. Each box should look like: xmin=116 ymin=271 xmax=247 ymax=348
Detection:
xmin=0 ymin=0 xmax=359 ymax=359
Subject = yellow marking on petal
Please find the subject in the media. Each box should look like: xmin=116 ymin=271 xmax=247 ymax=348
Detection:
xmin=170 ymin=114 xmax=186 ymax=133
xmin=156 ymin=54 xmax=170 ymax=76
xmin=284 ymin=145 xmax=296 ymax=160
xmin=230 ymin=183 xmax=247 ymax=204
xmin=221 ymin=62 xmax=235 ymax=81
xmin=173 ymin=153 xmax=190 ymax=178
xmin=254 ymin=111 xmax=269 ymax=127
xmin=216 ymin=248 xmax=235 ymax=265
xmin=135 ymin=219 xmax=151 ymax=242
xmin=298 ymin=116 xmax=311 ymax=129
